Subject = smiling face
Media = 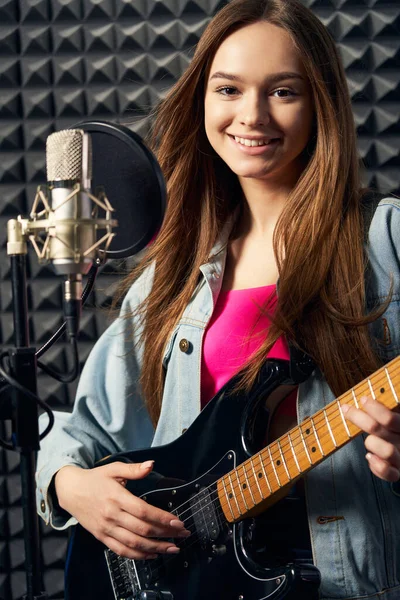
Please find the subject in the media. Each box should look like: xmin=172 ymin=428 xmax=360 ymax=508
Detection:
xmin=204 ymin=21 xmax=314 ymax=187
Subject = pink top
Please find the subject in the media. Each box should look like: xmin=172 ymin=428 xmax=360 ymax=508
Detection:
xmin=201 ymin=285 xmax=296 ymax=414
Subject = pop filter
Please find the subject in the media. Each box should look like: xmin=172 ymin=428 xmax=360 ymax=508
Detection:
xmin=71 ymin=120 xmax=166 ymax=259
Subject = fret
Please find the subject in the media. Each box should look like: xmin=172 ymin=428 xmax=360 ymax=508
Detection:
xmin=250 ymin=457 xmax=264 ymax=501
xmin=337 ymin=400 xmax=351 ymax=439
xmin=351 ymin=380 xmax=371 ymax=414
xmin=300 ymin=419 xmax=323 ymax=464
xmin=221 ymin=477 xmax=235 ymax=521
xmin=370 ymin=365 xmax=400 ymax=412
xmin=323 ymin=408 xmax=337 ymax=448
xmin=236 ymin=469 xmax=250 ymax=511
xmin=310 ymin=416 xmax=325 ymax=456
xmin=271 ymin=441 xmax=291 ymax=485
xmin=227 ymin=472 xmax=242 ymax=516
xmin=277 ymin=439 xmax=291 ymax=480
xmin=298 ymin=426 xmax=312 ymax=464
xmin=351 ymin=389 xmax=360 ymax=408
xmin=364 ymin=369 xmax=390 ymax=410
xmin=268 ymin=446 xmax=281 ymax=488
xmin=258 ymin=453 xmax=272 ymax=494
xmin=385 ymin=367 xmax=399 ymax=405
xmin=367 ymin=378 xmax=376 ymax=401
xmin=242 ymin=465 xmax=256 ymax=505
xmin=288 ymin=430 xmax=302 ymax=473
xmin=314 ymin=410 xmax=337 ymax=454
xmin=291 ymin=426 xmax=312 ymax=471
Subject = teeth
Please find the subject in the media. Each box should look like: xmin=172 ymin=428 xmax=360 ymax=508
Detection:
xmin=234 ymin=136 xmax=270 ymax=147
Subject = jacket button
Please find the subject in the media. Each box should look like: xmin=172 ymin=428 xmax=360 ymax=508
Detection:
xmin=179 ymin=338 xmax=190 ymax=353
xmin=182 ymin=428 xmax=187 ymax=434
xmin=40 ymin=500 xmax=46 ymax=513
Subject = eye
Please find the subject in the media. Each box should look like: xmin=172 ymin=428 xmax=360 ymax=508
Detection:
xmin=215 ymin=86 xmax=239 ymax=96
xmin=272 ymin=88 xmax=296 ymax=98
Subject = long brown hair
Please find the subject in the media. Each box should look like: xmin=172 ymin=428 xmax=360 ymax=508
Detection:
xmin=117 ymin=0 xmax=384 ymax=426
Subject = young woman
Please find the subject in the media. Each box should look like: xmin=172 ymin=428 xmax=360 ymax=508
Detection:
xmin=36 ymin=1 xmax=400 ymax=599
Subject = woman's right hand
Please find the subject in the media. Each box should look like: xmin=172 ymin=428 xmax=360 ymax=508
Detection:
xmin=54 ymin=461 xmax=191 ymax=559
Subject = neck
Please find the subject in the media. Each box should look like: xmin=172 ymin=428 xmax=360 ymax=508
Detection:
xmin=216 ymin=355 xmax=400 ymax=523
xmin=237 ymin=175 xmax=298 ymax=238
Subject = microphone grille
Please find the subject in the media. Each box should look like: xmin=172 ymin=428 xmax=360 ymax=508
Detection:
xmin=46 ymin=129 xmax=92 ymax=181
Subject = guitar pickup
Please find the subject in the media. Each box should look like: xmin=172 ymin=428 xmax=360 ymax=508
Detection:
xmin=189 ymin=486 xmax=220 ymax=547
xmin=105 ymin=548 xmax=139 ymax=600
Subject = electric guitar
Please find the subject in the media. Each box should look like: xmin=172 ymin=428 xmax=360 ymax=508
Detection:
xmin=64 ymin=355 xmax=399 ymax=600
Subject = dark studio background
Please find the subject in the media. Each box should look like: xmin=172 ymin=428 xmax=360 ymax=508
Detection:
xmin=0 ymin=0 xmax=399 ymax=597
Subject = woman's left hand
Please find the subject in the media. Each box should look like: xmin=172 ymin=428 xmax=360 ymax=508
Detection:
xmin=342 ymin=397 xmax=400 ymax=482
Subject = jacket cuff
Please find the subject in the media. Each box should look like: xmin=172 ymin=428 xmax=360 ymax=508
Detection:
xmin=36 ymin=457 xmax=85 ymax=530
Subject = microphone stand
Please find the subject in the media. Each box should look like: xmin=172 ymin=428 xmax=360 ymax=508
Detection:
xmin=3 ymin=177 xmax=116 ymax=600
xmin=6 ymin=221 xmax=48 ymax=600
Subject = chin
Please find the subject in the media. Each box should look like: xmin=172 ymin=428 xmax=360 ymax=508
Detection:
xmin=229 ymin=165 xmax=275 ymax=179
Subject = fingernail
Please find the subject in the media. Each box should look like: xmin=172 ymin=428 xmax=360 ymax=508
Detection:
xmin=177 ymin=529 xmax=191 ymax=538
xmin=166 ymin=546 xmax=180 ymax=554
xmin=341 ymin=404 xmax=349 ymax=414
xmin=140 ymin=460 xmax=154 ymax=470
xmin=366 ymin=452 xmax=372 ymax=461
xmin=361 ymin=396 xmax=368 ymax=405
xmin=145 ymin=553 xmax=158 ymax=560
xmin=170 ymin=519 xmax=185 ymax=528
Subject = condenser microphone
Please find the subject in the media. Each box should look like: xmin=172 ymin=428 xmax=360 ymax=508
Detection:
xmin=45 ymin=129 xmax=116 ymax=339
xmin=7 ymin=121 xmax=165 ymax=345
xmin=46 ymin=129 xmax=94 ymax=275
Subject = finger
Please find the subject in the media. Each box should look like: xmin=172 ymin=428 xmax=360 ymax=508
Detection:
xmin=106 ymin=460 xmax=155 ymax=481
xmin=119 ymin=489 xmax=189 ymax=535
xmin=341 ymin=402 xmax=400 ymax=442
xmin=360 ymin=397 xmax=400 ymax=433
xmin=366 ymin=428 xmax=400 ymax=446
xmin=364 ymin=436 xmax=400 ymax=470
xmin=365 ymin=452 xmax=400 ymax=483
xmin=115 ymin=510 xmax=191 ymax=540
xmin=102 ymin=535 xmax=157 ymax=560
xmin=109 ymin=527 xmax=181 ymax=557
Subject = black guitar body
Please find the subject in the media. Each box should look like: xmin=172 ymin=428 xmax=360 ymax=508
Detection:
xmin=65 ymin=360 xmax=320 ymax=600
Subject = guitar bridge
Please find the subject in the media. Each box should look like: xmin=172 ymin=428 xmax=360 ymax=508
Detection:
xmin=105 ymin=548 xmax=140 ymax=599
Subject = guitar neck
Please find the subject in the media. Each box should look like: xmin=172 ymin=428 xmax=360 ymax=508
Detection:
xmin=217 ymin=355 xmax=400 ymax=523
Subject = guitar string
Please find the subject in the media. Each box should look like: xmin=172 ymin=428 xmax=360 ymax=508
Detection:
xmin=128 ymin=367 xmax=399 ymax=583
xmin=152 ymin=367 xmax=399 ymax=524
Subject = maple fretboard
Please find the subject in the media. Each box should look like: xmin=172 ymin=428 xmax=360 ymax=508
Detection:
xmin=217 ymin=356 xmax=400 ymax=522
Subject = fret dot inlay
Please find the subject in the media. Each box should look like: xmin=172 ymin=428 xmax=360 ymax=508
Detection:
xmin=243 ymin=484 xmax=247 ymax=489
xmin=277 ymin=460 xmax=281 ymax=466
xmin=258 ymin=473 xmax=263 ymax=478
xmin=380 ymin=388 xmax=385 ymax=393
xmin=306 ymin=429 xmax=310 ymax=435
xmin=312 ymin=447 xmax=316 ymax=453
xmin=229 ymin=493 xmax=233 ymax=499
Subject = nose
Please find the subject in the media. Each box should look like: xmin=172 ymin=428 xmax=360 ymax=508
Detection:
xmin=240 ymin=93 xmax=270 ymax=128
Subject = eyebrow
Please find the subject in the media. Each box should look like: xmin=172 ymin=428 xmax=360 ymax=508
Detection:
xmin=209 ymin=71 xmax=305 ymax=84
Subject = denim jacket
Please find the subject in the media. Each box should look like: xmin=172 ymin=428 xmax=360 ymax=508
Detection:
xmin=36 ymin=196 xmax=400 ymax=600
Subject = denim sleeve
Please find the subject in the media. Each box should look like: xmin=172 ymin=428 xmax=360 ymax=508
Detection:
xmin=367 ymin=198 xmax=400 ymax=361
xmin=367 ymin=198 xmax=400 ymax=296
xmin=36 ymin=268 xmax=155 ymax=530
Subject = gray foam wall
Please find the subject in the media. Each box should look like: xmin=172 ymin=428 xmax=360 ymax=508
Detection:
xmin=0 ymin=0 xmax=399 ymax=597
